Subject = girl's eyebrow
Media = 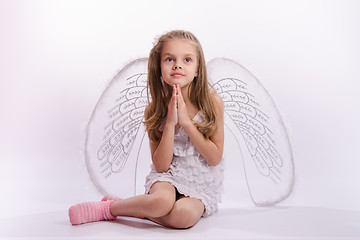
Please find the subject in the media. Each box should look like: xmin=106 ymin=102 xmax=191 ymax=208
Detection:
xmin=162 ymin=53 xmax=196 ymax=57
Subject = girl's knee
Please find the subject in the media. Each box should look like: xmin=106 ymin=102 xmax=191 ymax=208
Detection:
xmin=169 ymin=204 xmax=202 ymax=229
xmin=147 ymin=194 xmax=175 ymax=217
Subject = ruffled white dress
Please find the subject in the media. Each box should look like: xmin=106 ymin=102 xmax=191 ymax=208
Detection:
xmin=144 ymin=112 xmax=224 ymax=217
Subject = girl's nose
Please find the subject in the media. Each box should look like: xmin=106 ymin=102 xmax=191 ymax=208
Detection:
xmin=173 ymin=62 xmax=182 ymax=70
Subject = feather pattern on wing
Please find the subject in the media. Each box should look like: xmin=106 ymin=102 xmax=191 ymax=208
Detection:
xmin=85 ymin=58 xmax=148 ymax=197
xmin=207 ymin=58 xmax=294 ymax=206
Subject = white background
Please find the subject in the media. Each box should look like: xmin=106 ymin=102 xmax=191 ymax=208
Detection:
xmin=1 ymin=0 xmax=359 ymax=219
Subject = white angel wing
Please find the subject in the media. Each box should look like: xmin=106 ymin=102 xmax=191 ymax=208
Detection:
xmin=85 ymin=57 xmax=294 ymax=205
xmin=207 ymin=58 xmax=294 ymax=206
xmin=85 ymin=58 xmax=149 ymax=198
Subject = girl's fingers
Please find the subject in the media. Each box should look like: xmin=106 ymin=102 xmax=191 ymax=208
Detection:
xmin=173 ymin=84 xmax=177 ymax=96
xmin=176 ymin=84 xmax=183 ymax=103
xmin=166 ymin=86 xmax=178 ymax=127
xmin=173 ymin=85 xmax=178 ymax=107
xmin=170 ymin=85 xmax=177 ymax=108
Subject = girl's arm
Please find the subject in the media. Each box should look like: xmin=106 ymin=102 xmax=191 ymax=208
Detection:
xmin=180 ymin=92 xmax=224 ymax=166
xmin=145 ymin=87 xmax=178 ymax=173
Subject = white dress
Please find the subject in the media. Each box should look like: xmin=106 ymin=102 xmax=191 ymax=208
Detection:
xmin=144 ymin=112 xmax=224 ymax=217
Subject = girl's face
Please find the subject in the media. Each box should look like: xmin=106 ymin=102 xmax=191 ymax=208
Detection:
xmin=160 ymin=39 xmax=198 ymax=89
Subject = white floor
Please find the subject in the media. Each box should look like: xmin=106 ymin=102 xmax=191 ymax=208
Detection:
xmin=0 ymin=155 xmax=359 ymax=239
xmin=1 ymin=205 xmax=360 ymax=239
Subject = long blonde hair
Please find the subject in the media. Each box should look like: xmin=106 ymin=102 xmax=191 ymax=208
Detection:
xmin=144 ymin=30 xmax=217 ymax=143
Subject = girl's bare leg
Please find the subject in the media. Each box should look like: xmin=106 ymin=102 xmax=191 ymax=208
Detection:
xmin=148 ymin=197 xmax=205 ymax=229
xmin=110 ymin=181 xmax=176 ymax=218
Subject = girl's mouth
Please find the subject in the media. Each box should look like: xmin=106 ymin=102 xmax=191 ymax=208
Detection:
xmin=171 ymin=73 xmax=184 ymax=77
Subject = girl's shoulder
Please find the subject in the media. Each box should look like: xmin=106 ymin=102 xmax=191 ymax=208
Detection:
xmin=210 ymin=92 xmax=224 ymax=109
xmin=144 ymin=105 xmax=150 ymax=120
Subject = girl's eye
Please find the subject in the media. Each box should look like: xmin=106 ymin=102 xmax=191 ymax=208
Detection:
xmin=185 ymin=58 xmax=191 ymax=63
xmin=166 ymin=58 xmax=174 ymax=62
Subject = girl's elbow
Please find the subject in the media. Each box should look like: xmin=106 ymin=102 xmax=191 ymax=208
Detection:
xmin=209 ymin=161 xmax=221 ymax=167
xmin=156 ymin=168 xmax=169 ymax=173
xmin=151 ymin=154 xmax=171 ymax=173
xmin=207 ymin=156 xmax=222 ymax=167
xmin=154 ymin=164 xmax=169 ymax=173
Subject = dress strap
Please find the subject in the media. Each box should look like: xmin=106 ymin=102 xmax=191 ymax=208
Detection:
xmin=192 ymin=111 xmax=204 ymax=122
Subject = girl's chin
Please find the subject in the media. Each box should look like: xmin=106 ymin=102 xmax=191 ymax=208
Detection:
xmin=165 ymin=81 xmax=181 ymax=87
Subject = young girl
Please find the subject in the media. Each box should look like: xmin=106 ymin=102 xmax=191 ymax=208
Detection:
xmin=69 ymin=30 xmax=225 ymax=229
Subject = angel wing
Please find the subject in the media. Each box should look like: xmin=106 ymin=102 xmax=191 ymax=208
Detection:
xmin=85 ymin=57 xmax=294 ymax=205
xmin=207 ymin=58 xmax=295 ymax=206
xmin=85 ymin=58 xmax=149 ymax=198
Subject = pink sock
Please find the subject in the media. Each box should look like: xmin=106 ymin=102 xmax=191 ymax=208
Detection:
xmin=101 ymin=195 xmax=122 ymax=201
xmin=68 ymin=200 xmax=116 ymax=225
xmin=101 ymin=196 xmax=145 ymax=220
